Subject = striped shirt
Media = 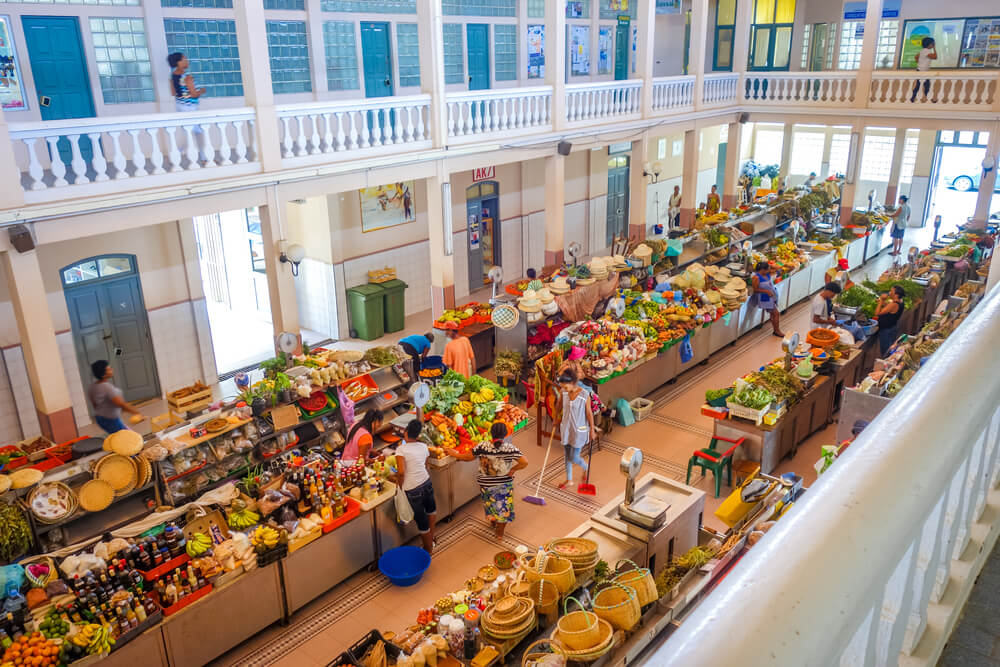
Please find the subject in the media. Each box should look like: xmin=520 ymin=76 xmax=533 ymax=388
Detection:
xmin=472 ymin=439 xmax=523 ymax=487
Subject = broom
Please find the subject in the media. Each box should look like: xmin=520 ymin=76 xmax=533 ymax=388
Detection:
xmin=523 ymin=425 xmax=556 ymax=506
xmin=577 ymin=431 xmax=598 ymax=496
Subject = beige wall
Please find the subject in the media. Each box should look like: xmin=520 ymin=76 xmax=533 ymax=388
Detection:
xmin=286 ymin=198 xmax=333 ymax=264
xmin=699 ymin=125 xmax=724 ymax=172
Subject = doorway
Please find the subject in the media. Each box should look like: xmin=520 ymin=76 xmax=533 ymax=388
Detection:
xmin=21 ymin=16 xmax=95 ymax=164
xmin=614 ymin=18 xmax=629 ymax=81
xmin=926 ymin=130 xmax=1000 ymax=232
xmin=466 ymin=24 xmax=490 ymax=90
xmin=360 ymin=22 xmax=394 ymax=136
xmin=808 ymin=23 xmax=830 ymax=71
xmin=606 ymin=155 xmax=630 ymax=246
xmin=466 ymin=181 xmax=501 ymax=293
xmin=61 ymin=255 xmax=160 ymax=406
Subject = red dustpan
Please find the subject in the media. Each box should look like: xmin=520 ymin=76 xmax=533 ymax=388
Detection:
xmin=577 ymin=435 xmax=597 ymax=495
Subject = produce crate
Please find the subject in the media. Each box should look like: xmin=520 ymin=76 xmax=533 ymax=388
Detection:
xmin=629 ymin=398 xmax=654 ymax=422
xmin=17 ymin=436 xmax=55 ymax=462
xmin=139 ymin=553 xmax=190 ymax=582
xmin=0 ymin=445 xmax=28 ymax=471
xmin=357 ymin=480 xmax=396 ymax=511
xmin=152 ymin=584 xmax=213 ymax=616
xmin=257 ymin=543 xmax=289 ymax=567
xmin=348 ymin=630 xmax=402 ymax=665
xmin=726 ymin=400 xmax=771 ymax=426
xmin=701 ymin=405 xmax=728 ymax=420
xmin=322 ymin=496 xmax=362 ymax=533
xmin=167 ymin=386 xmax=213 ymax=414
xmin=288 ymin=526 xmax=323 ymax=554
xmin=328 ymin=649 xmax=362 ymax=667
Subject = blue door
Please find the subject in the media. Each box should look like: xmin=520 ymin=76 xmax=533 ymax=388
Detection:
xmin=22 ymin=16 xmax=95 ymax=164
xmin=466 ymin=24 xmax=490 ymax=90
xmin=614 ymin=19 xmax=629 ymax=81
xmin=360 ymin=22 xmax=393 ymax=139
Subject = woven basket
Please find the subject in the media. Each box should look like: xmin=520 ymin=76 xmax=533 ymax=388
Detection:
xmin=612 ymin=559 xmax=658 ymax=608
xmin=521 ymin=638 xmax=568 ymax=667
xmin=520 ymin=551 xmax=577 ymax=594
xmin=547 ymin=537 xmax=598 ymax=561
xmin=554 ymin=597 xmax=601 ymax=651
xmin=481 ymin=596 xmax=536 ymax=639
xmin=552 ymin=617 xmax=615 ymax=661
xmin=592 ymin=582 xmax=640 ymax=631
xmin=506 ymin=570 xmax=531 ymax=598
xmin=528 ymin=579 xmax=559 ymax=618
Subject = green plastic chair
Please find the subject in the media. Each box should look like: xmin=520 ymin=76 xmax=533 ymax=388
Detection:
xmin=686 ymin=435 xmax=745 ymax=498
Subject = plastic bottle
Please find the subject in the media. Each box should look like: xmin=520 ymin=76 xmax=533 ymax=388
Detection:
xmin=447 ymin=617 xmax=465 ymax=658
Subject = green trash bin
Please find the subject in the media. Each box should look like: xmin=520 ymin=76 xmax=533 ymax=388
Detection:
xmin=346 ymin=283 xmax=385 ymax=341
xmin=380 ymin=278 xmax=409 ymax=334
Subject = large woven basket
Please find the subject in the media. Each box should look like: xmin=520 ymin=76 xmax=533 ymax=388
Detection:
xmin=481 ymin=595 xmax=536 ymax=639
xmin=612 ymin=559 xmax=658 ymax=607
xmin=528 ymin=579 xmax=559 ymax=618
xmin=521 ymin=637 xmax=568 ymax=667
xmin=552 ymin=616 xmax=615 ymax=661
xmin=547 ymin=537 xmax=599 ymax=579
xmin=506 ymin=569 xmax=531 ymax=598
xmin=520 ymin=551 xmax=577 ymax=594
xmin=592 ymin=582 xmax=640 ymax=631
xmin=554 ymin=597 xmax=601 ymax=651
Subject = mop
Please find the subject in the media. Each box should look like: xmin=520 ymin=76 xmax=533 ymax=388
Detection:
xmin=577 ymin=432 xmax=598 ymax=496
xmin=523 ymin=426 xmax=556 ymax=506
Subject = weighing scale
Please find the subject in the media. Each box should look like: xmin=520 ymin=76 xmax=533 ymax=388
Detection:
xmin=781 ymin=332 xmax=799 ymax=372
xmin=617 ymin=447 xmax=668 ymax=530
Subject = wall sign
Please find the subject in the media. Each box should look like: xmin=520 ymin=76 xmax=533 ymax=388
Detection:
xmin=843 ymin=0 xmax=900 ymax=20
xmin=0 ymin=16 xmax=27 ymax=111
xmin=570 ymin=25 xmax=590 ymax=76
xmin=472 ymin=166 xmax=495 ymax=182
xmin=468 ymin=216 xmax=480 ymax=250
xmin=527 ymin=25 xmax=545 ymax=78
xmin=655 ymin=0 xmax=680 ymax=14
xmin=608 ymin=141 xmax=631 ymax=155
xmin=598 ymin=26 xmax=612 ymax=75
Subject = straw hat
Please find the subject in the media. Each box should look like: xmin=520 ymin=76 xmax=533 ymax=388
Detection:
xmin=518 ymin=289 xmax=542 ymax=313
xmin=549 ymin=276 xmax=571 ymax=294
xmin=537 ymin=288 xmax=554 ymax=304
xmin=0 ymin=475 xmax=9 ymax=494
xmin=94 ymin=454 xmax=137 ymax=492
xmin=134 ymin=453 xmax=153 ymax=489
xmin=542 ymin=301 xmax=560 ymax=316
xmin=9 ymin=468 xmax=43 ymax=489
xmin=105 ymin=429 xmax=143 ymax=457
xmin=491 ymin=304 xmax=520 ymax=330
xmin=79 ymin=479 xmax=115 ymax=512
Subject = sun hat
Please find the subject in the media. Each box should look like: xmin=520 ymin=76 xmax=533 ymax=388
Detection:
xmin=568 ymin=346 xmax=586 ymax=361
xmin=549 ymin=276 xmax=571 ymax=294
xmin=518 ymin=289 xmax=542 ymax=313
xmin=537 ymin=287 xmax=554 ymax=304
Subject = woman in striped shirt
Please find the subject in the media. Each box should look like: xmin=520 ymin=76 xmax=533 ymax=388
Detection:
xmin=448 ymin=422 xmax=528 ymax=539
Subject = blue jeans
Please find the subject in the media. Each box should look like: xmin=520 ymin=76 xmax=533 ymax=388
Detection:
xmin=878 ymin=325 xmax=898 ymax=356
xmin=564 ymin=444 xmax=589 ymax=480
xmin=95 ymin=415 xmax=127 ymax=434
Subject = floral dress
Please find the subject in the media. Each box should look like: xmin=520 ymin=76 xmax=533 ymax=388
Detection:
xmin=473 ymin=439 xmax=524 ymax=524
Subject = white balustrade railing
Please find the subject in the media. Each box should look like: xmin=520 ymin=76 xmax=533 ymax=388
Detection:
xmin=742 ymin=72 xmax=857 ymax=105
xmin=870 ymin=71 xmax=997 ymax=108
xmin=274 ymin=94 xmax=431 ymax=159
xmin=565 ymin=80 xmax=643 ymax=124
xmin=447 ymin=87 xmax=552 ymax=138
xmin=651 ymin=76 xmax=695 ymax=112
xmin=11 ymin=108 xmax=256 ymax=191
xmin=702 ymin=73 xmax=740 ymax=106
xmin=659 ymin=286 xmax=1000 ymax=666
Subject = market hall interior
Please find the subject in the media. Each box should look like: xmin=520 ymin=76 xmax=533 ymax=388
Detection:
xmin=0 ymin=0 xmax=999 ymax=665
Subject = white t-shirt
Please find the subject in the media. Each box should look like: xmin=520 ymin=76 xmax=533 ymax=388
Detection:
xmin=396 ymin=440 xmax=430 ymax=491
xmin=916 ymin=48 xmax=933 ymax=72
xmin=897 ymin=203 xmax=911 ymax=227
xmin=811 ymin=293 xmax=832 ymax=322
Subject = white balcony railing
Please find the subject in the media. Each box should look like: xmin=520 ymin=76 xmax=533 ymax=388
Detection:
xmin=702 ymin=72 xmax=740 ymax=106
xmin=446 ymin=86 xmax=552 ymax=139
xmin=742 ymin=71 xmax=858 ymax=105
xmin=565 ymin=80 xmax=643 ymax=124
xmin=651 ymin=75 xmax=695 ymax=112
xmin=275 ymin=94 xmax=431 ymax=159
xmin=659 ymin=286 xmax=1000 ymax=666
xmin=870 ymin=71 xmax=998 ymax=108
xmin=11 ymin=108 xmax=257 ymax=193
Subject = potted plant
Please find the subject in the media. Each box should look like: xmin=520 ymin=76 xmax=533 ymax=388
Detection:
xmin=259 ymin=353 xmax=287 ymax=380
xmin=247 ymin=388 xmax=267 ymax=417
xmin=273 ymin=372 xmax=293 ymax=404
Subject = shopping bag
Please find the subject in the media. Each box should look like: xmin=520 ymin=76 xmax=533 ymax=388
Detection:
xmin=615 ymin=398 xmax=635 ymax=426
xmin=665 ymin=239 xmax=683 ymax=257
xmin=721 ymin=312 xmax=732 ymax=326
xmin=679 ymin=335 xmax=694 ymax=364
xmin=395 ymin=487 xmax=414 ymax=525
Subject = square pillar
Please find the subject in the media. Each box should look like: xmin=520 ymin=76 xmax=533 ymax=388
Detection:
xmin=1 ymin=249 xmax=76 ymax=442
xmin=636 ymin=0 xmax=656 ymax=116
xmin=679 ymin=129 xmax=698 ymax=228
xmin=425 ymin=163 xmax=455 ymax=316
xmin=258 ymin=187 xmax=302 ymax=350
xmin=722 ymin=121 xmax=744 ymax=208
xmin=854 ymin=0 xmax=884 ymax=107
xmin=234 ymin=0 xmax=282 ymax=171
xmin=689 ymin=0 xmax=709 ymax=107
xmin=840 ymin=125 xmax=864 ymax=225
xmin=417 ymin=0 xmax=448 ymax=147
xmin=971 ymin=125 xmax=1000 ymax=232
xmin=731 ymin=0 xmax=752 ymax=74
xmin=545 ymin=0 xmax=567 ymax=130
xmin=0 ymin=111 xmax=25 ymax=209
xmin=779 ymin=124 xmax=794 ymax=187
xmin=545 ymin=155 xmax=566 ymax=266
xmin=629 ymin=133 xmax=650 ymax=240
xmin=884 ymin=127 xmax=907 ymax=206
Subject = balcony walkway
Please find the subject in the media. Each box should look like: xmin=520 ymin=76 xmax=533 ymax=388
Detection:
xmin=939 ymin=545 xmax=1000 ymax=666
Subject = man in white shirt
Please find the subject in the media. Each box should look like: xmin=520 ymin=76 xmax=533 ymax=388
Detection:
xmin=668 ymin=185 xmax=682 ymax=228
xmin=811 ymin=282 xmax=842 ymax=326
xmin=889 ymin=195 xmax=911 ymax=256
xmin=803 ymin=172 xmax=817 ymax=189
xmin=911 ymin=37 xmax=937 ymax=102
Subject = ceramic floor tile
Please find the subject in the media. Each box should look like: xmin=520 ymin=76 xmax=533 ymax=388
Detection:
xmin=298 ymin=615 xmax=364 ymax=664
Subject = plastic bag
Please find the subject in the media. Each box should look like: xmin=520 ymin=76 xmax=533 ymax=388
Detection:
xmin=615 ymin=398 xmax=634 ymax=426
xmin=338 ymin=387 xmax=355 ymax=426
xmin=679 ymin=335 xmax=694 ymax=364
xmin=395 ymin=487 xmax=414 ymax=525
xmin=721 ymin=312 xmax=732 ymax=326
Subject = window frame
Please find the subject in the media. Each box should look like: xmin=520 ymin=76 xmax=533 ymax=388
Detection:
xmin=748 ymin=0 xmax=795 ymax=71
xmin=713 ymin=0 xmax=737 ymax=72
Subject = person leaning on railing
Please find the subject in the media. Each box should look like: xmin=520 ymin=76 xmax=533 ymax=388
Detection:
xmin=168 ymin=52 xmax=208 ymax=164
xmin=910 ymin=37 xmax=937 ymax=103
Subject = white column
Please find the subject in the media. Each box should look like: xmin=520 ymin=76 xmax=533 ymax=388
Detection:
xmin=840 ymin=124 xmax=864 ymax=225
xmin=731 ymin=0 xmax=752 ymax=74
xmin=972 ymin=123 xmax=1000 ymax=233
xmin=854 ymin=0 xmax=884 ymax=107
xmin=417 ymin=0 xmax=448 ymax=147
xmin=884 ymin=127 xmax=907 ymax=206
xmin=258 ymin=186 xmax=301 ymax=346
xmin=0 ymin=111 xmax=24 ymax=209
xmin=723 ymin=121 xmax=744 ymax=208
xmin=141 ymin=0 xmax=173 ymax=112
xmin=780 ymin=124 xmax=794 ymax=186
xmin=636 ymin=0 xmax=656 ymax=116
xmin=629 ymin=132 xmax=650 ymax=240
xmin=545 ymin=155 xmax=566 ymax=266
xmin=689 ymin=0 xmax=709 ymax=108
xmin=306 ymin=0 xmax=327 ymax=97
xmin=545 ymin=0 xmax=567 ymax=130
xmin=234 ymin=0 xmax=282 ymax=171
xmin=425 ymin=162 xmax=455 ymax=316
xmin=679 ymin=128 xmax=698 ymax=228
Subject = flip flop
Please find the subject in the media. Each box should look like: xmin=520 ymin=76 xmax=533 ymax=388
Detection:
xmin=557 ymin=481 xmax=571 ymax=490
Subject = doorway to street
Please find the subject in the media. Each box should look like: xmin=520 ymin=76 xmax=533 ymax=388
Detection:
xmin=926 ymin=130 xmax=1000 ymax=235
xmin=466 ymin=181 xmax=501 ymax=293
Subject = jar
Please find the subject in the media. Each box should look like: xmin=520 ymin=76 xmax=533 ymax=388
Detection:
xmin=446 ymin=618 xmax=465 ymax=657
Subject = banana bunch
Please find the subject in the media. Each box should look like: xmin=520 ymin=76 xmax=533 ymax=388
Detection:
xmin=470 ymin=387 xmax=494 ymax=404
xmin=228 ymin=505 xmax=261 ymax=530
xmin=252 ymin=525 xmax=280 ymax=551
xmin=186 ymin=532 xmax=212 ymax=557
xmin=456 ymin=400 xmax=474 ymax=415
xmin=71 ymin=623 xmax=115 ymax=654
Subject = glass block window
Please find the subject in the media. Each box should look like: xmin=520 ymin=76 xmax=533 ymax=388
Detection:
xmin=875 ymin=19 xmax=898 ymax=69
xmin=443 ymin=23 xmax=464 ymax=84
xmin=800 ymin=24 xmax=810 ymax=69
xmin=397 ymin=23 xmax=421 ymax=87
xmin=164 ymin=19 xmax=244 ymax=97
xmin=494 ymin=24 xmax=516 ymax=81
xmin=599 ymin=0 xmax=634 ymax=20
xmin=828 ymin=133 xmax=850 ymax=175
xmin=443 ymin=0 xmax=515 ymax=17
xmin=4 ymin=0 xmax=138 ymax=4
xmin=859 ymin=133 xmax=895 ymax=181
xmin=264 ymin=0 xmax=304 ymax=8
xmin=527 ymin=0 xmax=545 ymax=18
xmin=321 ymin=0 xmax=415 ymax=12
xmin=322 ymin=21 xmax=358 ymax=91
xmin=89 ymin=18 xmax=154 ymax=104
xmin=266 ymin=20 xmax=312 ymax=94
xmin=567 ymin=1 xmax=589 ymax=18
xmin=899 ymin=132 xmax=919 ymax=185
xmin=789 ymin=131 xmax=824 ymax=175
xmin=825 ymin=23 xmax=837 ymax=69
xmin=161 ymin=0 xmax=231 ymax=7
xmin=838 ymin=21 xmax=863 ymax=70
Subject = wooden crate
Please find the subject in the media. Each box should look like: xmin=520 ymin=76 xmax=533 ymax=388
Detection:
xmin=367 ymin=267 xmax=396 ymax=283
xmin=167 ymin=386 xmax=212 ymax=413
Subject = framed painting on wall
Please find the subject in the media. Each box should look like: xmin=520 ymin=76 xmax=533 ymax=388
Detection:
xmin=360 ymin=181 xmax=416 ymax=233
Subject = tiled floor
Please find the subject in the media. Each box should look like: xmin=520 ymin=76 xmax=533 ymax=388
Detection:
xmin=939 ymin=540 xmax=1000 ymax=666
xmin=209 ymin=249 xmax=909 ymax=666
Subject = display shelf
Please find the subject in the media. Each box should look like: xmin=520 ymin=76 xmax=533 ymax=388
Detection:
xmin=170 ymin=418 xmax=251 ymax=450
xmin=35 ymin=481 xmax=156 ymax=535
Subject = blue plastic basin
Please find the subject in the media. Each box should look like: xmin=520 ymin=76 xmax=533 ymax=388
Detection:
xmin=379 ymin=546 xmax=431 ymax=587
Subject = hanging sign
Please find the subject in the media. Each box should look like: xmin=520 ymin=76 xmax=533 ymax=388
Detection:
xmin=469 ymin=216 xmax=481 ymax=250
xmin=472 ymin=166 xmax=495 ymax=182
xmin=843 ymin=0 xmax=900 ymax=20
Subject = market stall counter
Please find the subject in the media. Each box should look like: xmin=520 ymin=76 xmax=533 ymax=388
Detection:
xmin=374 ymin=457 xmax=453 ymax=555
xmin=99 ymin=625 xmax=169 ymax=667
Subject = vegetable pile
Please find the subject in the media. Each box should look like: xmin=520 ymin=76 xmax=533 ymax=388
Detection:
xmin=0 ymin=501 xmax=32 ymax=562
xmin=732 ymin=385 xmax=775 ymax=410
xmin=745 ymin=366 xmax=804 ymax=404
xmin=705 ymin=387 xmax=733 ymax=403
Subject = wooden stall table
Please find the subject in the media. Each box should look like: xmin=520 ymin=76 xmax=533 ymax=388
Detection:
xmin=460 ymin=322 xmax=495 ymax=371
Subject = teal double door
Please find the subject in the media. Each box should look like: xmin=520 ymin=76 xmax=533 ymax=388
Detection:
xmin=21 ymin=16 xmax=95 ymax=164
